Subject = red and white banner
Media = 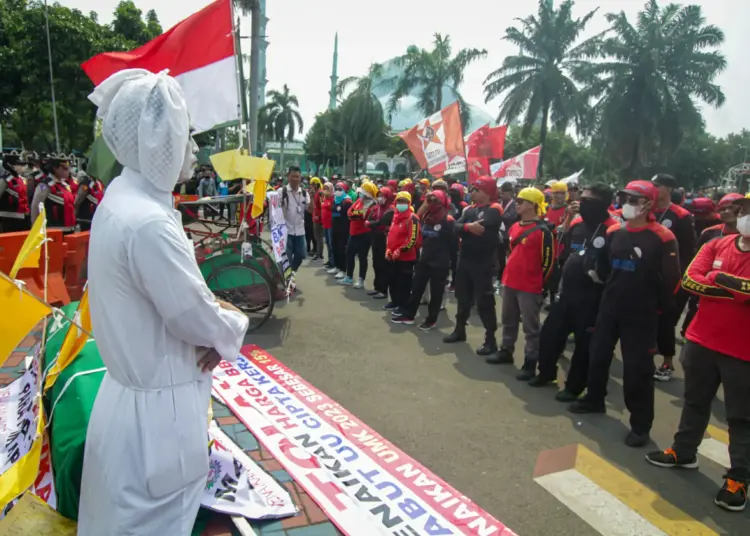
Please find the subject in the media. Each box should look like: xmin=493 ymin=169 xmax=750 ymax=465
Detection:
xmin=491 ymin=145 xmax=541 ymax=181
xmin=212 ymin=346 xmax=516 ymax=536
xmin=399 ymin=102 xmax=466 ymax=177
xmin=82 ymin=0 xmax=238 ymax=132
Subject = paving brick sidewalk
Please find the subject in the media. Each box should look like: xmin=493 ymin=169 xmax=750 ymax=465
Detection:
xmin=2 ymin=329 xmax=341 ymax=536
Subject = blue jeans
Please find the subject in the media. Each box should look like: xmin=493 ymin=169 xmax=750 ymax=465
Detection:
xmin=324 ymin=228 xmax=334 ymax=265
xmin=286 ymin=234 xmax=307 ymax=271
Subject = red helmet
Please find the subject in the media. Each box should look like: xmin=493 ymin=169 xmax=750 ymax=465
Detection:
xmin=473 ymin=176 xmax=497 ymax=201
xmin=620 ymin=180 xmax=658 ymax=204
xmin=717 ymin=193 xmax=744 ymax=209
xmin=689 ymin=197 xmax=715 ymax=214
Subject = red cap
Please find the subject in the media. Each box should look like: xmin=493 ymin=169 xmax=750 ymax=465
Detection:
xmin=620 ymin=180 xmax=658 ymax=204
xmin=450 ymin=182 xmax=465 ymax=197
xmin=387 ymin=179 xmax=399 ymax=191
xmin=689 ymin=197 xmax=715 ymax=214
xmin=336 ymin=181 xmax=349 ymax=192
xmin=718 ymin=193 xmax=744 ymax=209
xmin=426 ymin=189 xmax=449 ymax=208
xmin=474 ymin=176 xmax=497 ymax=201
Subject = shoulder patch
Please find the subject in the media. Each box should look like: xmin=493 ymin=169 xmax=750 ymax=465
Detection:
xmin=569 ymin=216 xmax=583 ymax=228
xmin=489 ymin=202 xmax=504 ymax=214
xmin=671 ymin=204 xmax=692 ymax=218
xmin=701 ymin=223 xmax=723 ymax=235
xmin=606 ymin=222 xmax=622 ymax=235
xmin=446 ymin=214 xmax=455 ymax=222
xmin=650 ymin=222 xmax=677 ymax=243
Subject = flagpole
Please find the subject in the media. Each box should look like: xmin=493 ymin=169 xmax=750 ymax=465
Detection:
xmin=230 ymin=3 xmax=246 ymax=151
xmin=43 ymin=0 xmax=61 ymax=153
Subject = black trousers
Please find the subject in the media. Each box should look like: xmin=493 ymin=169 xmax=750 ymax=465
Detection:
xmin=388 ymin=260 xmax=415 ymax=308
xmin=346 ymin=233 xmax=371 ymax=279
xmin=537 ymin=294 xmax=600 ymax=395
xmin=404 ymin=262 xmax=449 ymax=322
xmin=304 ymin=211 xmax=316 ymax=253
xmin=657 ymin=288 xmax=690 ymax=358
xmin=450 ymin=237 xmax=460 ymax=286
xmin=331 ymin=221 xmax=348 ymax=271
xmin=586 ymin=308 xmax=658 ymax=435
xmin=681 ymin=296 xmax=699 ymax=337
xmin=496 ymin=241 xmax=508 ymax=281
xmin=673 ymin=342 xmax=750 ymax=482
xmin=455 ymin=257 xmax=497 ymax=336
xmin=371 ymin=235 xmax=390 ymax=294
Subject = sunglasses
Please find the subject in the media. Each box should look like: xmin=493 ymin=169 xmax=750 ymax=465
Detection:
xmin=469 ymin=186 xmax=479 ymax=193
xmin=624 ymin=195 xmax=646 ymax=205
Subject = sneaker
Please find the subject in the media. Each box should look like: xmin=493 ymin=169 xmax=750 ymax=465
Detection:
xmin=382 ymin=302 xmax=398 ymax=311
xmin=715 ymin=479 xmax=747 ymax=512
xmin=448 ymin=284 xmax=455 ymax=293
xmin=486 ymin=348 xmax=514 ymax=365
xmin=624 ymin=431 xmax=650 ymax=448
xmin=654 ymin=364 xmax=673 ymax=382
xmin=516 ymin=365 xmax=535 ymax=381
xmin=528 ymin=374 xmax=556 ymax=387
xmin=418 ymin=319 xmax=436 ymax=331
xmin=326 ymin=267 xmax=338 ymax=274
xmin=443 ymin=330 xmax=467 ymax=343
xmin=373 ymin=292 xmax=387 ymax=299
xmin=338 ymin=276 xmax=353 ymax=286
xmin=334 ymin=271 xmax=345 ymax=279
xmin=366 ymin=289 xmax=379 ymax=296
xmin=645 ymin=448 xmax=699 ymax=469
xmin=568 ymin=398 xmax=606 ymax=414
xmin=391 ymin=315 xmax=415 ymax=325
xmin=353 ymin=278 xmax=364 ymax=289
xmin=476 ymin=340 xmax=498 ymax=356
xmin=555 ymin=389 xmax=580 ymax=403
xmin=391 ymin=307 xmax=404 ymax=316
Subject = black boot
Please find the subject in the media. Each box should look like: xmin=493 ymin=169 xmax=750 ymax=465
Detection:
xmin=528 ymin=368 xmax=557 ymax=387
xmin=475 ymin=333 xmax=498 ymax=356
xmin=443 ymin=323 xmax=467 ymax=343
xmin=516 ymin=361 xmax=537 ymax=381
xmin=486 ymin=347 xmax=514 ymax=364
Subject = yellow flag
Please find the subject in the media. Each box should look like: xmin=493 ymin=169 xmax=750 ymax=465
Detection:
xmin=0 ymin=411 xmax=45 ymax=511
xmin=209 ymin=150 xmax=275 ymax=183
xmin=44 ymin=288 xmax=91 ymax=392
xmin=9 ymin=207 xmax=46 ymax=278
xmin=209 ymin=150 xmax=239 ymax=181
xmin=0 ymin=276 xmax=51 ymax=367
xmin=251 ymin=178 xmax=267 ymax=218
xmin=0 ymin=490 xmax=76 ymax=534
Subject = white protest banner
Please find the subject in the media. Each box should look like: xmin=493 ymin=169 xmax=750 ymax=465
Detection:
xmin=491 ymin=145 xmax=540 ymax=180
xmin=266 ymin=191 xmax=291 ymax=275
xmin=31 ymin=432 xmax=56 ymax=509
xmin=202 ymin=424 xmax=298 ymax=520
xmin=212 ymin=346 xmax=516 ymax=536
xmin=0 ymin=358 xmax=39 ymax=476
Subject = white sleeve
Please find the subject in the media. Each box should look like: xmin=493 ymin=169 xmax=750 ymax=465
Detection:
xmin=30 ymin=184 xmax=49 ymax=224
xmin=128 ymin=218 xmax=249 ymax=361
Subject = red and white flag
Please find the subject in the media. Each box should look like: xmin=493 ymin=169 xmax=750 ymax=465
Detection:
xmin=82 ymin=0 xmax=237 ymax=133
xmin=399 ymin=102 xmax=465 ymax=177
xmin=463 ymin=124 xmax=508 ymax=183
xmin=491 ymin=145 xmax=541 ymax=180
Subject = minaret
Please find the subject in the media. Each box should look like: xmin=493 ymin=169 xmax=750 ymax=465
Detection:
xmin=328 ymin=33 xmax=338 ymax=110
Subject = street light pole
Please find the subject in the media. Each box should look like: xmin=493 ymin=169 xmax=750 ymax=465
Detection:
xmin=43 ymin=0 xmax=61 ymax=153
xmin=248 ymin=1 xmax=261 ymax=155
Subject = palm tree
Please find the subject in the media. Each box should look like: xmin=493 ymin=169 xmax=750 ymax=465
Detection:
xmin=386 ymin=34 xmax=486 ymax=132
xmin=261 ymin=84 xmax=303 ymax=171
xmin=483 ymin=0 xmax=601 ymax=178
xmin=589 ymin=0 xmax=726 ymax=174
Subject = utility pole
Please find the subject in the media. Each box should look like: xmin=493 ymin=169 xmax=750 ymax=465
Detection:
xmin=248 ymin=1 xmax=261 ymax=155
xmin=44 ymin=0 xmax=61 ymax=153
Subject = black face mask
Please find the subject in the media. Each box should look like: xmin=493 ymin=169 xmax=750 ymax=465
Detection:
xmin=579 ymin=198 xmax=609 ymax=225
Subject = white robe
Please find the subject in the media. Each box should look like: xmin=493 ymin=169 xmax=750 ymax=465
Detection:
xmin=79 ymin=168 xmax=248 ymax=535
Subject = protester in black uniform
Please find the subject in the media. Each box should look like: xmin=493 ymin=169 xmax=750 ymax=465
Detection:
xmin=529 ymin=184 xmax=619 ymax=399
xmin=0 ymin=154 xmax=31 ymax=232
xmin=651 ymin=173 xmax=695 ymax=382
xmin=570 ymin=180 xmax=681 ymax=448
xmin=443 ymin=176 xmax=503 ymax=355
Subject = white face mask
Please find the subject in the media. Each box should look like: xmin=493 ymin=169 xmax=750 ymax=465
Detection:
xmin=737 ymin=214 xmax=750 ymax=237
xmin=622 ymin=203 xmax=644 ymax=220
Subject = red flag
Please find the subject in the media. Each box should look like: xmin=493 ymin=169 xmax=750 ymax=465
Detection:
xmin=466 ymin=157 xmax=489 ymax=184
xmin=82 ymin=0 xmax=237 ymax=132
xmin=488 ymin=125 xmax=507 ymax=159
xmin=491 ymin=145 xmax=541 ymax=180
xmin=399 ymin=102 xmax=465 ymax=176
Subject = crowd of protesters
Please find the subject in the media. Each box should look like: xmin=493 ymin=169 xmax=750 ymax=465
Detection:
xmin=287 ymin=168 xmax=750 ymax=514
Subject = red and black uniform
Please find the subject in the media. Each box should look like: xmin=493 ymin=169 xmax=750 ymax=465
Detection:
xmin=0 ymin=172 xmax=30 ymax=232
xmin=76 ymin=176 xmax=104 ymax=231
xmin=536 ymin=215 xmax=619 ymax=393
xmin=448 ymin=184 xmax=469 ymax=287
xmin=584 ymin=221 xmax=680 ymax=436
xmin=544 ymin=203 xmax=568 ymax=298
xmin=654 ymin=202 xmax=695 ymax=358
xmin=545 ymin=204 xmax=567 ymax=230
xmin=44 ymin=179 xmax=77 ymax=232
xmin=346 ymin=197 xmax=377 ymax=280
xmin=367 ymin=188 xmax=395 ymax=296
xmin=672 ymin=235 xmax=750 ymax=483
xmin=386 ymin=208 xmax=421 ymax=309
xmin=330 ymin=190 xmax=352 ymax=273
xmin=454 ymin=201 xmax=504 ymax=338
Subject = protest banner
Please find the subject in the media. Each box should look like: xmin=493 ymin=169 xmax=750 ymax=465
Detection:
xmin=204 ymin=424 xmax=298 ymax=520
xmin=399 ymin=102 xmax=466 ymax=177
xmin=266 ymin=191 xmax=291 ymax=277
xmin=212 ymin=346 xmax=516 ymax=536
xmin=0 ymin=358 xmax=40 ymax=477
xmin=491 ymin=146 xmax=541 ymax=180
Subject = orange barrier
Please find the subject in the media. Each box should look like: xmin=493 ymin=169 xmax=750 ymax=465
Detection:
xmin=173 ymin=194 xmax=199 ymax=207
xmin=63 ymin=232 xmax=90 ymax=301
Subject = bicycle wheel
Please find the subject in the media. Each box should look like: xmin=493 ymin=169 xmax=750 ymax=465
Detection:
xmin=205 ymin=262 xmax=275 ymax=331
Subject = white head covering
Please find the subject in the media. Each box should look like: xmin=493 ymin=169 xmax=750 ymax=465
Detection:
xmin=88 ymin=69 xmax=191 ymax=192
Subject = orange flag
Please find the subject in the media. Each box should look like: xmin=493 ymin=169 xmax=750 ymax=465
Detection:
xmin=398 ymin=102 xmax=465 ymax=176
xmin=44 ymin=288 xmax=92 ymax=391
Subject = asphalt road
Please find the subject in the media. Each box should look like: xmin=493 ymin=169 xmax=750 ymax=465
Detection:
xmin=247 ymin=258 xmax=748 ymax=535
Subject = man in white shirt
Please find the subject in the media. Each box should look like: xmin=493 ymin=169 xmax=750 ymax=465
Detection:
xmin=79 ymin=69 xmax=249 ymax=536
xmin=281 ymin=165 xmax=309 ymax=271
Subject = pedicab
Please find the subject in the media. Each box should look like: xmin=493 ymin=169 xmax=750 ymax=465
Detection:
xmin=176 ymin=154 xmax=285 ymax=332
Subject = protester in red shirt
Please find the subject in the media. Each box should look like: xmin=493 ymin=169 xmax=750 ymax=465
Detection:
xmin=385 ymin=192 xmax=421 ymax=314
xmin=646 ymin=194 xmax=750 ymax=513
xmin=488 ymin=187 xmax=554 ymax=380
xmin=310 ymin=177 xmax=324 ymax=260
xmin=321 ymin=183 xmax=336 ymax=271
xmin=339 ymin=180 xmax=379 ymax=289
xmin=366 ymin=186 xmax=395 ymax=300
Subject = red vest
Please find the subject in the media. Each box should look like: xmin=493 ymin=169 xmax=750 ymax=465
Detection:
xmin=45 ymin=180 xmax=76 ymax=229
xmin=0 ymin=175 xmax=30 ymax=217
xmin=80 ymin=179 xmax=105 ymax=217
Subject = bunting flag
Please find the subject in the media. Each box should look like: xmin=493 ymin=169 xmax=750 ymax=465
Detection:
xmin=81 ymin=0 xmax=237 ymax=133
xmin=43 ymin=288 xmax=92 ymax=392
xmin=492 ymin=145 xmax=541 ymax=180
xmin=9 ymin=207 xmax=47 ymax=279
xmin=398 ymin=102 xmax=465 ymax=177
xmin=0 ymin=276 xmax=51 ymax=367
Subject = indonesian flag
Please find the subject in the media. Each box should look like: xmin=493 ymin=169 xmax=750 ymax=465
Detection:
xmin=491 ymin=145 xmax=541 ymax=180
xmin=399 ymin=102 xmax=465 ymax=177
xmin=82 ymin=0 xmax=237 ymax=133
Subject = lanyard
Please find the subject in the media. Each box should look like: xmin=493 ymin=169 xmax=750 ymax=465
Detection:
xmin=657 ymin=203 xmax=671 ymax=224
xmin=578 ymin=223 xmax=603 ymax=255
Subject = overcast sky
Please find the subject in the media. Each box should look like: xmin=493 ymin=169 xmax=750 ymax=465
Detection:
xmin=63 ymin=0 xmax=749 ymax=137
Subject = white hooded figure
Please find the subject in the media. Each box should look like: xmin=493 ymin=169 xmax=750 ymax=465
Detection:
xmin=79 ymin=70 xmax=249 ymax=535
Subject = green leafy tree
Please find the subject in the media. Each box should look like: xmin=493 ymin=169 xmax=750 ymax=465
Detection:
xmin=112 ymin=1 xmax=149 ymax=45
xmin=589 ymin=0 xmax=726 ymax=175
xmin=303 ymin=108 xmax=345 ymax=168
xmin=483 ymin=0 xmax=601 ymax=178
xmin=387 ymin=34 xmax=486 ymax=133
xmin=145 ymin=9 xmax=162 ymax=40
xmin=261 ymin=84 xmax=303 ymax=171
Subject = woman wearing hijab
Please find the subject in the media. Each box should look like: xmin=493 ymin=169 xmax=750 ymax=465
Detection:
xmin=366 ymin=186 xmax=395 ymax=299
xmin=340 ymin=180 xmax=379 ymax=288
xmin=80 ymin=70 xmax=249 ymax=535
xmin=331 ymin=181 xmax=352 ymax=279
xmin=384 ymin=191 xmax=421 ymax=314
xmin=321 ymin=182 xmax=336 ymax=271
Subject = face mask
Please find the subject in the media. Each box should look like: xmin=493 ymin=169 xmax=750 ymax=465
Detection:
xmin=377 ymin=197 xmax=385 ymax=205
xmin=334 ymin=192 xmax=345 ymax=202
xmin=737 ymin=215 xmax=750 ymax=237
xmin=622 ymin=203 xmax=642 ymax=220
xmin=396 ymin=204 xmax=409 ymax=213
xmin=579 ymin=199 xmax=609 ymax=225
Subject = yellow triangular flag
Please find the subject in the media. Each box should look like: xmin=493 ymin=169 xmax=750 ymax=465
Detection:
xmin=209 ymin=150 xmax=239 ymax=181
xmin=0 ymin=277 xmax=52 ymax=367
xmin=44 ymin=288 xmax=91 ymax=392
xmin=235 ymin=154 xmax=275 ymax=183
xmin=9 ymin=206 xmax=47 ymax=278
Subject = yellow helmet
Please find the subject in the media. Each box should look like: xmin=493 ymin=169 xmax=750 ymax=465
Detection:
xmin=399 ymin=178 xmax=413 ymax=188
xmin=310 ymin=177 xmax=322 ymax=188
xmin=361 ymin=180 xmax=379 ymax=199
xmin=517 ymin=187 xmax=548 ymax=217
xmin=395 ymin=191 xmax=412 ymax=204
xmin=550 ymin=181 xmax=568 ymax=193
